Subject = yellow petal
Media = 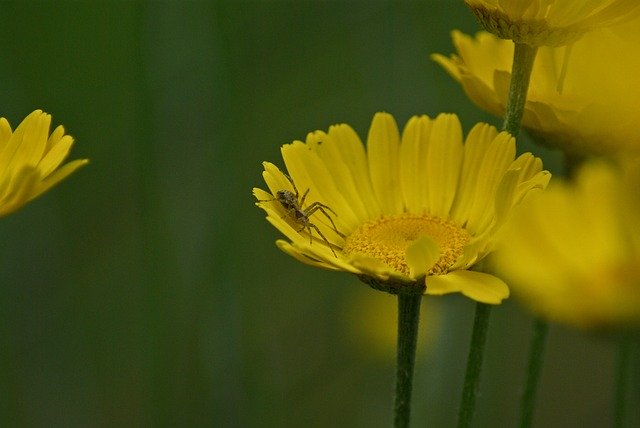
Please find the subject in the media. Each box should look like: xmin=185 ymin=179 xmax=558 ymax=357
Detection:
xmin=282 ymin=139 xmax=360 ymax=231
xmin=0 ymin=118 xmax=12 ymax=145
xmin=0 ymin=167 xmax=40 ymax=216
xmin=426 ymin=113 xmax=463 ymax=217
xmin=276 ymin=240 xmax=338 ymax=271
xmin=38 ymin=135 xmax=75 ymax=177
xmin=461 ymin=132 xmax=516 ymax=234
xmin=281 ymin=239 xmax=360 ymax=273
xmin=400 ymin=115 xmax=433 ymax=213
xmin=405 ymin=235 xmax=440 ymax=279
xmin=31 ymin=159 xmax=88 ymax=201
xmin=451 ymin=123 xmax=498 ymax=225
xmin=367 ymin=112 xmax=403 ymax=215
xmin=262 ymin=161 xmax=291 ymax=196
xmin=348 ymin=253 xmax=412 ymax=283
xmin=20 ymin=111 xmax=50 ymax=168
xmin=253 ymin=187 xmax=274 ymax=204
xmin=329 ymin=124 xmax=382 ymax=219
xmin=426 ymin=270 xmax=509 ymax=304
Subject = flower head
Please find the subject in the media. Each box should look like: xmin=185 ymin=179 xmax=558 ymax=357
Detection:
xmin=432 ymin=20 xmax=640 ymax=156
xmin=254 ymin=113 xmax=549 ymax=304
xmin=464 ymin=0 xmax=640 ymax=46
xmin=0 ymin=110 xmax=88 ymax=217
xmin=495 ymin=161 xmax=640 ymax=328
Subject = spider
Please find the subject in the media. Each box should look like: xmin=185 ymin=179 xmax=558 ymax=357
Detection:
xmin=259 ymin=174 xmax=345 ymax=257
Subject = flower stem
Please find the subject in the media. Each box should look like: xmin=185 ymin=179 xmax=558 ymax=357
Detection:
xmin=502 ymin=43 xmax=538 ymax=137
xmin=518 ymin=318 xmax=549 ymax=428
xmin=394 ymin=293 xmax=422 ymax=428
xmin=457 ymin=302 xmax=492 ymax=428
xmin=614 ymin=334 xmax=631 ymax=428
xmin=502 ymin=40 xmax=544 ymax=428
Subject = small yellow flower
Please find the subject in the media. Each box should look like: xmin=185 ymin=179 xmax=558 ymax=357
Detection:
xmin=432 ymin=20 xmax=640 ymax=156
xmin=0 ymin=110 xmax=88 ymax=217
xmin=254 ymin=113 xmax=549 ymax=304
xmin=495 ymin=161 xmax=640 ymax=328
xmin=464 ymin=0 xmax=640 ymax=46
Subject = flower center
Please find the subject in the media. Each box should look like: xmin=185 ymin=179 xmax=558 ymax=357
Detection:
xmin=343 ymin=213 xmax=470 ymax=276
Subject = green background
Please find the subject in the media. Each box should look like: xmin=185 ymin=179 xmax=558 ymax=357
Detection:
xmin=0 ymin=1 xmax=636 ymax=427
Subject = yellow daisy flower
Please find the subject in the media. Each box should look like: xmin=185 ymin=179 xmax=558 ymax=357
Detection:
xmin=464 ymin=0 xmax=640 ymax=46
xmin=254 ymin=113 xmax=550 ymax=304
xmin=432 ymin=19 xmax=640 ymax=156
xmin=0 ymin=110 xmax=88 ymax=217
xmin=495 ymin=160 xmax=640 ymax=328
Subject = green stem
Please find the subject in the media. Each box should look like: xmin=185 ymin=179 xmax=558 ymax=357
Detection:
xmin=394 ymin=293 xmax=422 ymax=428
xmin=614 ymin=334 xmax=631 ymax=428
xmin=519 ymin=318 xmax=549 ymax=428
xmin=502 ymin=43 xmax=538 ymax=137
xmin=457 ymin=303 xmax=492 ymax=428
xmin=502 ymin=40 xmax=543 ymax=428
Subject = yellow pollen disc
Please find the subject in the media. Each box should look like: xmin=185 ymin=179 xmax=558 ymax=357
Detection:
xmin=343 ymin=214 xmax=470 ymax=276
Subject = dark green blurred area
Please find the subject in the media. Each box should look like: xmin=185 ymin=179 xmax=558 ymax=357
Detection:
xmin=0 ymin=1 xmax=637 ymax=427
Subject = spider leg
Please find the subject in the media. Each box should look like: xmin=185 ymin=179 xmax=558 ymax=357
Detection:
xmin=306 ymin=201 xmax=338 ymax=217
xmin=283 ymin=173 xmax=300 ymax=197
xmin=299 ymin=188 xmax=310 ymax=206
xmin=308 ymin=223 xmax=338 ymax=257
xmin=305 ymin=203 xmax=346 ymax=238
xmin=294 ymin=223 xmax=312 ymax=245
xmin=256 ymin=196 xmax=277 ymax=205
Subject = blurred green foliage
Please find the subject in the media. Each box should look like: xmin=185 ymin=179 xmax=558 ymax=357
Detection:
xmin=0 ymin=1 xmax=636 ymax=427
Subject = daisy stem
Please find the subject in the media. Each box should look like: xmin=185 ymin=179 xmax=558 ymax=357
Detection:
xmin=502 ymin=42 xmax=538 ymax=137
xmin=518 ymin=318 xmax=549 ymax=428
xmin=394 ymin=293 xmax=422 ymax=428
xmin=457 ymin=302 xmax=492 ymax=428
xmin=503 ymin=40 xmax=547 ymax=428
xmin=613 ymin=333 xmax=631 ymax=428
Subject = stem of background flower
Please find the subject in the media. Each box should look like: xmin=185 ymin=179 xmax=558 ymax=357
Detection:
xmin=518 ymin=318 xmax=549 ymax=428
xmin=457 ymin=302 xmax=492 ymax=428
xmin=614 ymin=334 xmax=631 ymax=428
xmin=501 ymin=40 xmax=550 ymax=428
xmin=502 ymin=43 xmax=538 ymax=137
xmin=394 ymin=293 xmax=422 ymax=428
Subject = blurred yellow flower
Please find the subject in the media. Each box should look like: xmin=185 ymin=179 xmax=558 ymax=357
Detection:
xmin=0 ymin=110 xmax=88 ymax=217
xmin=343 ymin=291 xmax=442 ymax=360
xmin=254 ymin=113 xmax=549 ymax=304
xmin=495 ymin=161 xmax=640 ymax=328
xmin=464 ymin=0 xmax=640 ymax=46
xmin=432 ymin=19 xmax=640 ymax=156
